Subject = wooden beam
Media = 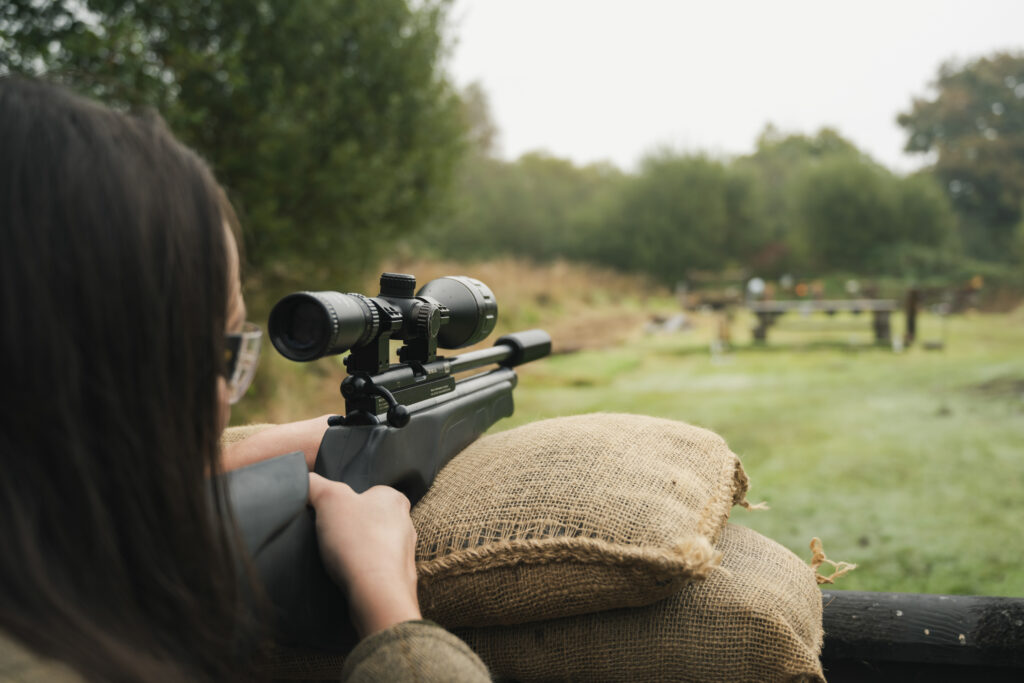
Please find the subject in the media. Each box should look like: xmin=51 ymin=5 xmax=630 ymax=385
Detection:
xmin=821 ymin=590 xmax=1024 ymax=669
xmin=748 ymin=299 xmax=899 ymax=313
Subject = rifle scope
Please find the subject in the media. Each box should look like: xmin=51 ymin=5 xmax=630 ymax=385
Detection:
xmin=268 ymin=273 xmax=498 ymax=363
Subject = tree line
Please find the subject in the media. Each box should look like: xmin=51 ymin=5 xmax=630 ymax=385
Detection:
xmin=3 ymin=2 xmax=1022 ymax=291
xmin=416 ymin=77 xmax=1023 ymax=287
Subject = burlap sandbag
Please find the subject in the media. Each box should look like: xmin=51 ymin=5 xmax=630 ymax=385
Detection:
xmin=413 ymin=413 xmax=752 ymax=627
xmin=454 ymin=523 xmax=825 ymax=683
xmin=258 ymin=525 xmax=824 ymax=682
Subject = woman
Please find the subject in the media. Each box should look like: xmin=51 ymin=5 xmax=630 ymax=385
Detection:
xmin=0 ymin=78 xmax=487 ymax=682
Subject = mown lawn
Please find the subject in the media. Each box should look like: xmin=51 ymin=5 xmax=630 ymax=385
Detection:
xmin=503 ymin=308 xmax=1024 ymax=596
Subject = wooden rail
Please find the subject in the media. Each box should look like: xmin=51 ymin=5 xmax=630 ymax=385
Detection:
xmin=748 ymin=299 xmax=899 ymax=313
xmin=821 ymin=590 xmax=1024 ymax=681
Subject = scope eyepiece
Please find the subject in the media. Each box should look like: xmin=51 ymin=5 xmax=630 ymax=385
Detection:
xmin=268 ymin=291 xmax=377 ymax=362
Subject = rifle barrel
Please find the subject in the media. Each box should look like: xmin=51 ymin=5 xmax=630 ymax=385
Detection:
xmin=363 ymin=329 xmax=550 ymax=395
xmin=448 ymin=345 xmax=513 ymax=374
xmin=450 ymin=329 xmax=552 ymax=373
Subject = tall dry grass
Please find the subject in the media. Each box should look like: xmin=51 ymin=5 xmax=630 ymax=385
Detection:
xmin=232 ymin=258 xmax=670 ymax=424
xmin=368 ymin=257 xmax=669 ymax=352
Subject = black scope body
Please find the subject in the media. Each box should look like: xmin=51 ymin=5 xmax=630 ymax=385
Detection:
xmin=268 ymin=273 xmax=498 ymax=363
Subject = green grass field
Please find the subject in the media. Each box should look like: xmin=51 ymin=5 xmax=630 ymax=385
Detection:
xmin=503 ymin=308 xmax=1024 ymax=596
xmin=236 ymin=259 xmax=1023 ymax=597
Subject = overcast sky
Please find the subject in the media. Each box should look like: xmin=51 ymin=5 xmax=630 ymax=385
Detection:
xmin=445 ymin=0 xmax=1024 ymax=174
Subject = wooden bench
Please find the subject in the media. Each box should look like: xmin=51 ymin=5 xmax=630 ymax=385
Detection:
xmin=747 ymin=299 xmax=899 ymax=344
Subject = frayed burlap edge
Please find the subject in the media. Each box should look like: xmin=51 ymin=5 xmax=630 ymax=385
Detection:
xmin=809 ymin=537 xmax=857 ymax=585
xmin=698 ymin=449 xmax=757 ymax=549
xmin=417 ymin=535 xmax=721 ymax=583
xmin=733 ymin=463 xmax=770 ymax=511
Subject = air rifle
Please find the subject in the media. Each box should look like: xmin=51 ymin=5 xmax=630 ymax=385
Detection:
xmin=222 ymin=273 xmax=551 ymax=651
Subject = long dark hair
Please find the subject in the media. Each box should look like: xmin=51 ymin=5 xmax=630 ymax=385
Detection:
xmin=0 ymin=78 xmax=255 ymax=680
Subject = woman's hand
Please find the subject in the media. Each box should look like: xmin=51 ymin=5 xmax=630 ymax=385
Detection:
xmin=307 ymin=473 xmax=422 ymax=639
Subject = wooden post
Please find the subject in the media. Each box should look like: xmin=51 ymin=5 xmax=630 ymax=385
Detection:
xmin=752 ymin=311 xmax=770 ymax=343
xmin=872 ymin=310 xmax=891 ymax=344
xmin=904 ymin=288 xmax=919 ymax=347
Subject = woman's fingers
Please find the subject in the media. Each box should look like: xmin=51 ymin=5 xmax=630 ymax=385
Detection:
xmin=306 ymin=473 xmax=422 ymax=638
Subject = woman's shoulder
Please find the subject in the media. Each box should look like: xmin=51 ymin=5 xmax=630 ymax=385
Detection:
xmin=0 ymin=632 xmax=84 ymax=683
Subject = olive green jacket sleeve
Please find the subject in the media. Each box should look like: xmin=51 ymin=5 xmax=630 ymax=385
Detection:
xmin=341 ymin=620 xmax=490 ymax=683
xmin=0 ymin=633 xmax=83 ymax=683
xmin=2 ymin=621 xmax=490 ymax=682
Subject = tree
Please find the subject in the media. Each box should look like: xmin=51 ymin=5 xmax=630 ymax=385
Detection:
xmin=459 ymin=81 xmax=499 ymax=157
xmin=418 ymin=150 xmax=626 ymax=263
xmin=594 ymin=151 xmax=765 ymax=285
xmin=1 ymin=0 xmax=465 ymax=286
xmin=789 ymin=157 xmax=956 ymax=274
xmin=898 ymin=52 xmax=1024 ymax=261
xmin=896 ymin=172 xmax=958 ymax=249
xmin=413 ymin=81 xmax=630 ymax=264
xmin=737 ymin=126 xmax=866 ymax=274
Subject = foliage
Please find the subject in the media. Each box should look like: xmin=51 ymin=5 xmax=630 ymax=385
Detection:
xmin=789 ymin=158 xmax=897 ymax=272
xmin=414 ymin=144 xmax=626 ymax=264
xmin=789 ymin=157 xmax=957 ymax=274
xmin=591 ymin=151 xmax=765 ymax=284
xmin=898 ymin=52 xmax=1024 ymax=261
xmin=459 ymin=80 xmax=499 ymax=156
xmin=415 ymin=108 xmax=962 ymax=285
xmin=8 ymin=2 xmax=1010 ymax=289
xmin=1 ymin=0 xmax=465 ymax=287
xmin=735 ymin=126 xmax=864 ymax=274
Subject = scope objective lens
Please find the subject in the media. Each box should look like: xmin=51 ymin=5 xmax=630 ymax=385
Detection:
xmin=416 ymin=276 xmax=498 ymax=348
